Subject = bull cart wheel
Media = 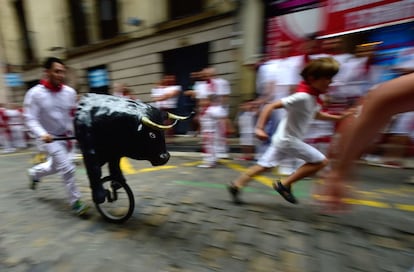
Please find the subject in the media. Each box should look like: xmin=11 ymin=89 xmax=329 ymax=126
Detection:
xmin=95 ymin=176 xmax=135 ymax=223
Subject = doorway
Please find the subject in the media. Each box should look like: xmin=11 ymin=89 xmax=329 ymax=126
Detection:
xmin=162 ymin=42 xmax=209 ymax=134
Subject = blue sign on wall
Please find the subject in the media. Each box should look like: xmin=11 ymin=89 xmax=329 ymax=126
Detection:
xmin=88 ymin=68 xmax=108 ymax=88
xmin=4 ymin=73 xmax=23 ymax=87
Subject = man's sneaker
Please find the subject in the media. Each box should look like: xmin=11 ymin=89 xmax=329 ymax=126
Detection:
xmin=197 ymin=163 xmax=215 ymax=168
xmin=72 ymin=200 xmax=89 ymax=215
xmin=217 ymin=153 xmax=230 ymax=159
xmin=27 ymin=169 xmax=39 ymax=190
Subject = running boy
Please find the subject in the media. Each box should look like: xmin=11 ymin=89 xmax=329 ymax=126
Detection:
xmin=228 ymin=57 xmax=352 ymax=205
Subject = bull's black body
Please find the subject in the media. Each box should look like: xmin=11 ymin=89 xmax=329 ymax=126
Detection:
xmin=75 ymin=93 xmax=170 ymax=204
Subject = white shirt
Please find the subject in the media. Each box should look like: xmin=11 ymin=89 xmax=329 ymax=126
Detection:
xmin=272 ymin=92 xmax=320 ymax=145
xmin=274 ymin=56 xmax=302 ymax=86
xmin=194 ymin=78 xmax=231 ymax=100
xmin=256 ymin=57 xmax=301 ymax=102
xmin=4 ymin=109 xmax=24 ymax=126
xmin=210 ymin=78 xmax=231 ymax=96
xmin=256 ymin=60 xmax=277 ymax=96
xmin=151 ymin=85 xmax=181 ymax=109
xmin=24 ymin=84 xmax=77 ymax=137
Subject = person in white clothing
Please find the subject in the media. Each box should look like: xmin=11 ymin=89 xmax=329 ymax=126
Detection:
xmin=151 ymin=75 xmax=181 ymax=138
xmin=305 ymin=37 xmax=360 ymax=163
xmin=228 ymin=57 xmax=352 ymax=205
xmin=0 ymin=104 xmax=5 ymax=150
xmin=112 ymin=82 xmax=138 ymax=100
xmin=0 ymin=104 xmax=14 ymax=153
xmin=202 ymin=67 xmax=232 ymax=158
xmin=236 ymin=99 xmax=258 ymax=161
xmin=23 ymin=57 xmax=88 ymax=216
xmin=151 ymin=75 xmax=181 ymax=111
xmin=198 ymin=94 xmax=227 ymax=168
xmin=3 ymin=103 xmax=27 ymax=150
xmin=255 ymin=41 xmax=303 ymax=172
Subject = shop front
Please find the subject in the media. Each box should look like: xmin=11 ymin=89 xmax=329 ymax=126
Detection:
xmin=263 ymin=0 xmax=414 ymax=165
xmin=264 ymin=0 xmax=414 ymax=58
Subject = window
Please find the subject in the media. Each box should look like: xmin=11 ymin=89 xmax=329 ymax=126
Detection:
xmin=97 ymin=0 xmax=119 ymax=39
xmin=87 ymin=65 xmax=109 ymax=94
xmin=68 ymin=0 xmax=89 ymax=46
xmin=169 ymin=0 xmax=203 ymax=20
xmin=12 ymin=0 xmax=35 ymax=63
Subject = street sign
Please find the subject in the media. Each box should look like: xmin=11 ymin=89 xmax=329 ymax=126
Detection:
xmin=4 ymin=73 xmax=23 ymax=87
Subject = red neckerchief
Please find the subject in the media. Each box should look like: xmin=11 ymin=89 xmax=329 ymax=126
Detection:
xmin=40 ymin=79 xmax=63 ymax=92
xmin=304 ymin=54 xmax=310 ymax=64
xmin=207 ymin=78 xmax=216 ymax=93
xmin=296 ymin=81 xmax=323 ymax=105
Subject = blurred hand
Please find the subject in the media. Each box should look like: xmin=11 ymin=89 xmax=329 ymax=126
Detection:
xmin=41 ymin=134 xmax=53 ymax=143
xmin=255 ymin=128 xmax=269 ymax=141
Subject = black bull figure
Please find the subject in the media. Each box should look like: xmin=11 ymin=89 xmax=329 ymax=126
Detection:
xmin=74 ymin=93 xmax=193 ymax=204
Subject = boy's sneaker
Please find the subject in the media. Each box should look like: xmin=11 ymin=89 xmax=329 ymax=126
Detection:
xmin=72 ymin=200 xmax=89 ymax=215
xmin=273 ymin=181 xmax=298 ymax=204
xmin=227 ymin=182 xmax=243 ymax=205
xmin=27 ymin=169 xmax=39 ymax=190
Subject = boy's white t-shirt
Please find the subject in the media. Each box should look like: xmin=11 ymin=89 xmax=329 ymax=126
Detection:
xmin=272 ymin=92 xmax=320 ymax=145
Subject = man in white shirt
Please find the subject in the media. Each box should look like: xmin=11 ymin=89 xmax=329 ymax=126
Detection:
xmin=197 ymin=67 xmax=231 ymax=158
xmin=24 ymin=57 xmax=88 ymax=216
xmin=255 ymin=41 xmax=302 ymax=172
xmin=151 ymin=75 xmax=181 ymax=111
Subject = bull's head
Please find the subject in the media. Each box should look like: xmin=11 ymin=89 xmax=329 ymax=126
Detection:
xmin=136 ymin=111 xmax=194 ymax=166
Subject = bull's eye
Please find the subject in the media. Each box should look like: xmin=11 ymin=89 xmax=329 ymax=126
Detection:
xmin=149 ymin=132 xmax=156 ymax=139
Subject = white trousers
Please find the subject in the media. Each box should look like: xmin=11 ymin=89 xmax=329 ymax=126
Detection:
xmin=30 ymin=140 xmax=81 ymax=205
xmin=202 ymin=131 xmax=218 ymax=165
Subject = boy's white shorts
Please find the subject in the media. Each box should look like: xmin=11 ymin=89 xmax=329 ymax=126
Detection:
xmin=257 ymin=139 xmax=326 ymax=168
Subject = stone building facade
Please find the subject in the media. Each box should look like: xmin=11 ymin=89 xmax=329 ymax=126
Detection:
xmin=0 ymin=0 xmax=265 ymax=129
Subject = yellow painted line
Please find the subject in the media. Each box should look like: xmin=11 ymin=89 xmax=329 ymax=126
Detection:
xmin=375 ymin=188 xmax=408 ymax=197
xmin=135 ymin=165 xmax=177 ymax=173
xmin=120 ymin=157 xmax=137 ymax=174
xmin=252 ymin=176 xmax=273 ymax=187
xmin=221 ymin=160 xmax=273 ymax=188
xmin=182 ymin=161 xmax=202 ymax=166
xmin=24 ymin=152 xmax=413 ymax=212
xmin=354 ymin=190 xmax=383 ymax=199
xmin=0 ymin=151 xmax=34 ymax=157
xmin=342 ymin=198 xmax=391 ymax=208
xmin=221 ymin=161 xmax=247 ymax=172
xmin=402 ymin=186 xmax=414 ymax=193
xmin=394 ymin=204 xmax=414 ymax=212
xmin=225 ymin=160 xmax=409 ymax=211
xmin=119 ymin=158 xmax=178 ymax=174
xmin=312 ymin=195 xmax=391 ymax=208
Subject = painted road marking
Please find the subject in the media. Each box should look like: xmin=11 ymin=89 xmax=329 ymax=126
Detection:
xmin=121 ymin=158 xmax=414 ymax=212
xmin=15 ymin=151 xmax=414 ymax=212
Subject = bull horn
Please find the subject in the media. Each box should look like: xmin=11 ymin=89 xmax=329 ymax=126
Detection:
xmin=167 ymin=111 xmax=195 ymax=120
xmin=142 ymin=116 xmax=178 ymax=130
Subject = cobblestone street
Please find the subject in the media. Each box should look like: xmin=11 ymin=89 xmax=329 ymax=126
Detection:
xmin=0 ymin=150 xmax=413 ymax=271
